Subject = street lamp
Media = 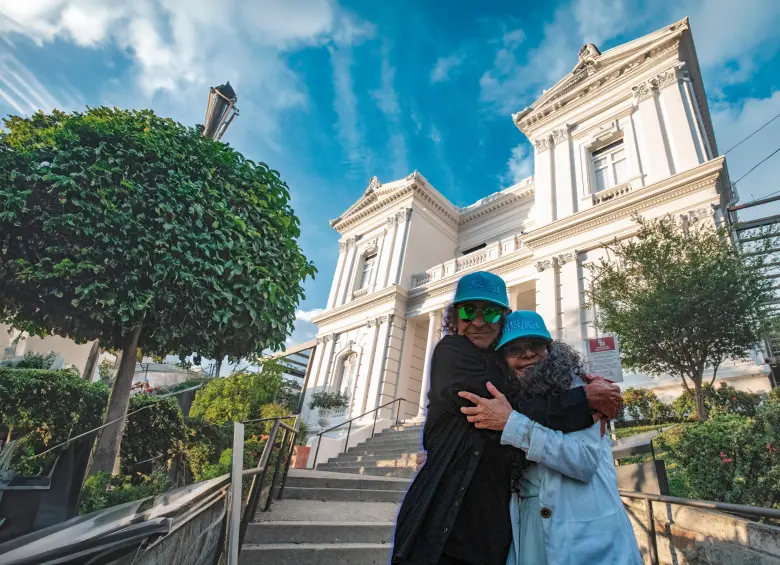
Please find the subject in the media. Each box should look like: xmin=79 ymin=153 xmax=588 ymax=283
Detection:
xmin=203 ymin=82 xmax=239 ymax=140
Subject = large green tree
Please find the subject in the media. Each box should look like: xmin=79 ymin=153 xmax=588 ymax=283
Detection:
xmin=587 ymin=215 xmax=771 ymax=421
xmin=0 ymin=108 xmax=315 ymax=474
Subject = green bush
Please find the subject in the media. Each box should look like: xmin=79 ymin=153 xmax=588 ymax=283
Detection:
xmin=308 ymin=391 xmax=349 ymax=410
xmin=15 ymin=351 xmax=57 ymax=369
xmin=189 ymin=368 xmax=284 ymax=425
xmin=182 ymin=418 xmax=231 ymax=482
xmin=98 ymin=359 xmax=114 ymax=381
xmin=0 ymin=368 xmax=108 ymax=474
xmin=78 ymin=466 xmax=171 ymax=514
xmin=621 ymin=387 xmax=673 ymax=424
xmin=657 ymin=403 xmax=780 ymax=508
xmin=120 ymin=395 xmax=187 ymax=477
xmin=259 ymin=403 xmax=292 ymax=433
xmin=672 ymin=383 xmax=763 ymax=420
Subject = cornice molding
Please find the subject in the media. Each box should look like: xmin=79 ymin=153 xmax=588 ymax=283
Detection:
xmin=522 ymin=157 xmax=725 ymax=250
xmin=459 ymin=187 xmax=535 ymax=225
xmin=312 ymin=284 xmax=409 ymax=327
xmin=515 ymin=30 xmax=684 ymax=136
xmin=632 ymin=63 xmax=688 ymax=103
xmin=331 ymin=182 xmax=459 ymax=232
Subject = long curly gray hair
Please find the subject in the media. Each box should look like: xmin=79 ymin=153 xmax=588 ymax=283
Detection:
xmin=500 ymin=341 xmax=587 ymax=488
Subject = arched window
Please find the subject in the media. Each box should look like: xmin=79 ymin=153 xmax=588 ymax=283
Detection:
xmin=336 ymin=352 xmax=358 ymax=396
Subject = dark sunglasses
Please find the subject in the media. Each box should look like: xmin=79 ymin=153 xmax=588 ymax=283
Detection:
xmin=503 ymin=339 xmax=549 ymax=358
xmin=458 ymin=305 xmax=503 ymax=324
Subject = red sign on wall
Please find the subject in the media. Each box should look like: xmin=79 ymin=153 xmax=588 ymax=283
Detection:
xmin=587 ymin=336 xmax=616 ymax=353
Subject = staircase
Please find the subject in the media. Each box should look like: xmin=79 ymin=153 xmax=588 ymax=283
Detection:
xmin=315 ymin=424 xmax=423 ymax=478
xmin=240 ymin=424 xmax=421 ymax=564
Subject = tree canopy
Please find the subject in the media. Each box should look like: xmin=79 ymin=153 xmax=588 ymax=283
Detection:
xmin=0 ymin=107 xmax=315 ymax=472
xmin=587 ymin=215 xmax=772 ymax=420
xmin=189 ymin=363 xmax=286 ymax=425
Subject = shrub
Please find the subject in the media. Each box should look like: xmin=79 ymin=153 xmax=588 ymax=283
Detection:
xmin=308 ymin=391 xmax=349 ymax=410
xmin=259 ymin=403 xmax=293 ymax=433
xmin=0 ymin=368 xmax=107 ymax=474
xmin=78 ymin=466 xmax=171 ymax=514
xmin=98 ymin=359 xmax=114 ymax=381
xmin=657 ymin=403 xmax=780 ymax=508
xmin=15 ymin=351 xmax=57 ymax=370
xmin=622 ymin=387 xmax=655 ymax=421
xmin=182 ymin=418 xmax=231 ymax=482
xmin=120 ymin=395 xmax=187 ymax=477
xmin=672 ymin=383 xmax=763 ymax=420
xmin=189 ymin=368 xmax=284 ymax=425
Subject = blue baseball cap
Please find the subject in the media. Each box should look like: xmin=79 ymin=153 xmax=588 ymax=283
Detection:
xmin=453 ymin=271 xmax=509 ymax=309
xmin=497 ymin=310 xmax=552 ymax=349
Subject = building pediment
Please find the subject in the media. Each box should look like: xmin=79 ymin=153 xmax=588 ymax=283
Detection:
xmin=513 ymin=18 xmax=689 ymax=135
xmin=329 ymin=171 xmax=460 ymax=232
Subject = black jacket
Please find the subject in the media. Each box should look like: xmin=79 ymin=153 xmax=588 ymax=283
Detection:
xmin=392 ymin=335 xmax=593 ymax=565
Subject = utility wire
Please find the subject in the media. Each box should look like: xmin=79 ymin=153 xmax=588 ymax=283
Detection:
xmin=723 ymin=110 xmax=780 ymax=155
xmin=729 ymin=146 xmax=780 ymax=207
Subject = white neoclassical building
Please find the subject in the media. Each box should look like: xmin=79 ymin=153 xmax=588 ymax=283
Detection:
xmin=300 ymin=17 xmax=771 ymax=431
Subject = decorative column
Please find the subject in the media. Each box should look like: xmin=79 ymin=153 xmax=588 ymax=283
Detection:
xmin=533 ymin=136 xmax=556 ymax=225
xmin=557 ymin=251 xmax=582 ymax=351
xmin=336 ymin=237 xmax=357 ymax=307
xmin=363 ymin=315 xmax=394 ymax=415
xmin=327 ymin=240 xmax=349 ymax=309
xmin=535 ymin=259 xmax=558 ymax=340
xmin=552 ymin=125 xmax=576 ymax=218
xmin=656 ymin=64 xmax=703 ymax=172
xmin=632 ymin=78 xmax=672 ymax=183
xmin=379 ymin=215 xmax=399 ymax=289
xmin=414 ymin=309 xmax=443 ymax=421
xmin=387 ymin=208 xmax=413 ymax=286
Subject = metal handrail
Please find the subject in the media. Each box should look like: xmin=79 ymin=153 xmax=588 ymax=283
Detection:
xmin=618 ymin=489 xmax=780 ymax=565
xmin=312 ymin=397 xmax=417 ymax=468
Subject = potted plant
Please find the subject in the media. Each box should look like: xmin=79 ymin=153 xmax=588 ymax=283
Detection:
xmin=309 ymin=391 xmax=349 ymax=428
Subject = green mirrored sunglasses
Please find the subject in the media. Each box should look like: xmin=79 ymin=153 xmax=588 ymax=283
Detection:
xmin=458 ymin=305 xmax=503 ymax=324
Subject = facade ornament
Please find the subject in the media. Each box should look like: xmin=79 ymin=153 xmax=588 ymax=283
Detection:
xmin=395 ymin=208 xmax=412 ymax=222
xmin=317 ymin=333 xmax=335 ymax=344
xmin=406 ymin=170 xmax=421 ymax=181
xmin=535 ymin=259 xmax=554 ymax=272
xmin=631 ymin=80 xmax=657 ymax=103
xmin=632 ymin=64 xmax=688 ymax=104
xmin=557 ymin=251 xmax=578 ymax=265
xmin=340 ymin=236 xmax=356 ymax=250
xmin=364 ymin=176 xmax=381 ymax=195
xmin=386 ymin=215 xmax=399 ymax=228
xmin=366 ymin=318 xmax=376 ymax=328
xmin=578 ymin=43 xmax=601 ymax=62
xmin=533 ymin=136 xmax=553 ymax=153
xmin=551 ymin=125 xmax=572 ymax=145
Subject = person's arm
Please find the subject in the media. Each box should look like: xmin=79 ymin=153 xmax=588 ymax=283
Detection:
xmin=539 ymin=386 xmax=593 ymax=432
xmin=501 ymin=409 xmax=601 ymax=482
xmin=428 ymin=337 xmax=496 ymax=415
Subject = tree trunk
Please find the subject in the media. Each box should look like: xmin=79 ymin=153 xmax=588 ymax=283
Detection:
xmin=87 ymin=323 xmax=143 ymax=476
xmin=82 ymin=340 xmax=100 ymax=381
xmin=693 ymin=378 xmax=708 ymax=421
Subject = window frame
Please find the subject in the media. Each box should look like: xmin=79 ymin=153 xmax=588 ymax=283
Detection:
xmin=590 ymin=138 xmax=628 ymax=193
xmin=359 ymin=253 xmax=377 ymax=290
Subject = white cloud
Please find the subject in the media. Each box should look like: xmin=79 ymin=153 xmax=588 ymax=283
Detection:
xmin=295 ymin=308 xmax=325 ymax=322
xmin=502 ymin=142 xmax=534 ymax=187
xmin=372 ymin=44 xmax=407 ymax=178
xmin=429 ymin=124 xmax=442 ymax=145
xmin=0 ymin=0 xmax=374 ymax=147
xmin=285 ymin=308 xmax=324 ymax=347
xmin=710 ymin=91 xmax=780 ymax=218
xmin=430 ymin=51 xmax=465 ymax=83
xmin=0 ymin=49 xmax=67 ymax=114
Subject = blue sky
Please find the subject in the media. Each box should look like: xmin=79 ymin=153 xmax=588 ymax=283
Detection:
xmin=1 ymin=0 xmax=780 ymax=349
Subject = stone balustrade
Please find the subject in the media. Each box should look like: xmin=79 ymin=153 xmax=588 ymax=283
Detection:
xmin=593 ymin=182 xmax=633 ymax=205
xmin=410 ymin=236 xmax=522 ymax=289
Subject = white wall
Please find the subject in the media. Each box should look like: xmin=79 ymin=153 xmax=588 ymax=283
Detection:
xmin=399 ymin=209 xmax=457 ymax=289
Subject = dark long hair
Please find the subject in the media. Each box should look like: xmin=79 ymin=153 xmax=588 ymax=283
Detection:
xmin=500 ymin=341 xmax=586 ymax=489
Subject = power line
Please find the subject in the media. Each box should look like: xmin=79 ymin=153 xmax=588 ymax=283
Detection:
xmin=729 ymin=146 xmax=780 ymax=208
xmin=723 ymin=110 xmax=780 ymax=155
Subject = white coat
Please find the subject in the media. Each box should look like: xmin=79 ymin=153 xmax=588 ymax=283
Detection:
xmin=502 ymin=380 xmax=642 ymax=565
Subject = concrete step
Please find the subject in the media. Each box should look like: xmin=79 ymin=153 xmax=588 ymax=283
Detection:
xmin=319 ymin=458 xmax=415 ymax=470
xmin=254 ymin=498 xmax=400 ymax=523
xmin=333 ymin=453 xmax=417 ymax=464
xmin=239 ymin=542 xmax=391 ymax=565
xmin=284 ymin=473 xmax=409 ymax=491
xmin=244 ymin=521 xmax=394 ymax=544
xmin=359 ymin=435 xmax=422 ymax=445
xmin=375 ymin=428 xmax=423 ymax=438
xmin=348 ymin=441 xmax=421 ymax=452
xmin=386 ymin=424 xmax=423 ymax=433
xmin=281 ymin=486 xmax=405 ymax=502
xmin=315 ymin=465 xmax=416 ymax=478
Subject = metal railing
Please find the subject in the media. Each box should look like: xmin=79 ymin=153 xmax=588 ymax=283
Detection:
xmin=619 ymin=489 xmax=780 ymax=565
xmin=312 ymin=398 xmax=416 ymax=468
xmin=0 ymin=415 xmax=300 ymax=565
